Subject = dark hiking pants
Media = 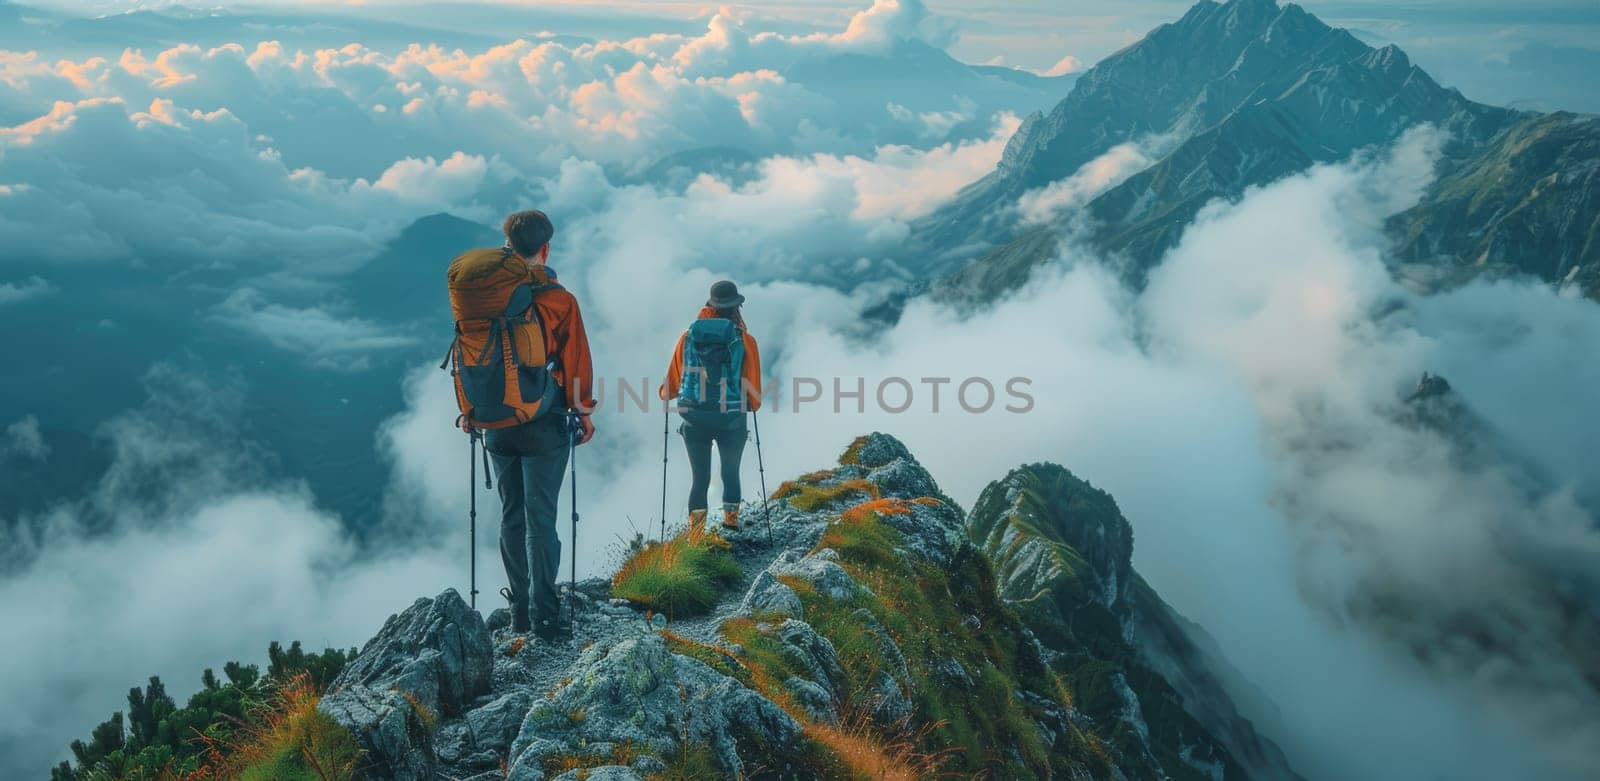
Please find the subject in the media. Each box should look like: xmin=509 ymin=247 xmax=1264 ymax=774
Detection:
xmin=680 ymin=411 xmax=746 ymax=513
xmin=486 ymin=414 xmax=570 ymax=628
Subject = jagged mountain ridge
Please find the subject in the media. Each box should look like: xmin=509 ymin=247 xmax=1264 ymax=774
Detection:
xmin=316 ymin=434 xmax=1299 ymax=780
xmin=913 ymin=0 xmax=1598 ymax=307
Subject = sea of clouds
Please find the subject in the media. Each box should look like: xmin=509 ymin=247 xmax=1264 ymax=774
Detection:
xmin=0 ymin=1 xmax=1596 ymax=779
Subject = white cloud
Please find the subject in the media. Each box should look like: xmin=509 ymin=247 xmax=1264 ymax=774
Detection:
xmin=0 ymin=371 xmax=460 ymax=776
xmin=364 ymin=151 xmax=495 ymax=208
xmin=3 ymin=416 xmax=50 ymax=461
xmin=0 ymin=97 xmax=383 ymax=269
xmin=1015 ymin=140 xmax=1153 ymax=225
xmin=834 ymin=0 xmax=958 ymax=50
xmin=211 ymin=288 xmax=418 ymax=368
xmin=0 ymin=275 xmax=53 ymax=305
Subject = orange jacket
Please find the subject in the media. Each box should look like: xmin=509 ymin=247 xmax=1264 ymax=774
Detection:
xmin=530 ymin=265 xmax=598 ymax=414
xmin=659 ymin=307 xmax=762 ymax=411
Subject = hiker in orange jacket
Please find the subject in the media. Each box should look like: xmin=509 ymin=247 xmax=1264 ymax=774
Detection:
xmin=659 ymin=281 xmax=762 ymax=530
xmin=484 ymin=210 xmax=595 ymax=639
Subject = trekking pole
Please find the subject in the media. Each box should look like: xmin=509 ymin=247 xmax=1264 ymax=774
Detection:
xmin=568 ymin=410 xmax=581 ymax=631
xmin=750 ymin=411 xmax=773 ymax=546
xmin=660 ymin=402 xmax=670 ymax=542
xmin=467 ymin=425 xmax=479 ymax=610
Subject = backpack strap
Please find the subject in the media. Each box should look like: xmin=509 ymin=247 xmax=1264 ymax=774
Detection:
xmin=525 ymin=281 xmax=568 ymax=372
xmin=439 ymin=335 xmax=457 ymax=371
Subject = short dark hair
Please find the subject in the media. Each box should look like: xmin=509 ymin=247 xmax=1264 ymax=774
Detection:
xmin=503 ymin=210 xmax=554 ymax=258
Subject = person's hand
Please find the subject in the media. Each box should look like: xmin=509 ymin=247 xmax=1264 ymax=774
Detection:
xmin=458 ymin=417 xmax=472 ymax=434
xmin=577 ymin=415 xmax=596 ymax=445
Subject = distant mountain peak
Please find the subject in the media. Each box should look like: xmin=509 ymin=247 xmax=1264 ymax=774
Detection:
xmin=1358 ymin=42 xmax=1414 ymax=76
xmin=394 ymin=212 xmax=490 ymax=242
xmin=1407 ymin=372 xmax=1454 ymax=402
xmin=907 ymin=0 xmax=1543 ymax=299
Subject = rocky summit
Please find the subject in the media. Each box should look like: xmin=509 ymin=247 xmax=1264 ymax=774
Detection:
xmin=320 ymin=433 xmax=1298 ymax=780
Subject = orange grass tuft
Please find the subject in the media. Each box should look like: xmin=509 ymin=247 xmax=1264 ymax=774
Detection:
xmin=840 ymin=498 xmax=911 ymax=524
xmin=186 ymin=673 xmax=361 ymax=781
xmin=778 ymin=479 xmax=882 ymax=513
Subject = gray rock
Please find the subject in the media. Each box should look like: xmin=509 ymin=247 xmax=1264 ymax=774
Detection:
xmin=737 ymin=500 xmax=829 ymax=550
xmin=875 ymin=495 xmax=966 ymax=565
xmin=328 ymin=589 xmax=493 ymax=718
xmin=772 ymin=548 xmax=862 ymax=601
xmin=739 ymin=569 xmax=804 ymax=618
xmin=865 ymin=454 xmax=946 ymax=504
xmin=845 ymin=432 xmax=915 ymax=469
xmin=318 ymin=684 xmax=435 ymax=781
xmin=774 ymin=620 xmax=847 ymax=706
xmin=434 ymin=720 xmax=471 ymax=765
xmin=466 ymin=689 xmax=534 ymax=753
xmin=553 ymin=768 xmax=643 ymax=781
xmin=461 ymin=749 xmax=500 ymax=770
xmin=849 ymin=608 xmax=914 ymax=726
xmin=486 ymin=607 xmax=511 ymax=633
xmin=631 ymin=755 xmax=668 ymax=775
xmin=320 ymin=590 xmax=493 ymax=781
xmin=506 ymin=633 xmax=801 ymax=779
xmin=932 ymin=656 xmax=973 ymax=689
xmin=785 ymin=676 xmax=839 ymax=724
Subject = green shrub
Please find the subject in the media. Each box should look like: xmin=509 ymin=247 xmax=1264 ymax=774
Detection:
xmin=53 ymin=642 xmax=357 ymax=781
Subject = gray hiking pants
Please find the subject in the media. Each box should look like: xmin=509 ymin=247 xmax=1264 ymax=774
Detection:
xmin=486 ymin=414 xmax=570 ymax=626
xmin=680 ymin=411 xmax=747 ymax=513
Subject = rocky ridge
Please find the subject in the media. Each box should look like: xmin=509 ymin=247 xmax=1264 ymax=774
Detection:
xmin=321 ymin=434 xmax=1297 ymax=780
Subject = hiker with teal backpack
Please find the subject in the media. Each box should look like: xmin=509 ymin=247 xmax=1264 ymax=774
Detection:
xmin=443 ymin=210 xmax=596 ymax=641
xmin=659 ymin=281 xmax=763 ymax=532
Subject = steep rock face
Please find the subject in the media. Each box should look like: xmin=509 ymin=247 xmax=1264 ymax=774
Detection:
xmin=970 ymin=464 xmax=1301 ymax=781
xmin=1387 ymin=112 xmax=1600 ymax=299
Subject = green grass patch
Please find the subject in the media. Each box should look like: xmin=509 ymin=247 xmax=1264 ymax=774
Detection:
xmin=647 ymin=742 xmax=721 ymax=781
xmin=774 ymin=478 xmax=880 ymax=513
xmin=612 ymin=525 xmax=742 ymax=619
xmin=839 ymin=436 xmax=870 ymax=466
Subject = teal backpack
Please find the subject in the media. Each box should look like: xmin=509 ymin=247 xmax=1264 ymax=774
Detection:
xmin=678 ymin=319 xmax=746 ymax=413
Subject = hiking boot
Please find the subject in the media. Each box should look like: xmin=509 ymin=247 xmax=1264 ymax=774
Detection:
xmin=721 ymin=503 xmax=740 ymax=529
xmin=688 ymin=509 xmax=708 ymax=534
xmin=502 ymin=587 xmax=531 ymax=634
xmin=533 ymin=616 xmax=571 ymax=643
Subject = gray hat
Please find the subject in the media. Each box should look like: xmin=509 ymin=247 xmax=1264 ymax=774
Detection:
xmin=707 ymin=280 xmax=745 ymax=309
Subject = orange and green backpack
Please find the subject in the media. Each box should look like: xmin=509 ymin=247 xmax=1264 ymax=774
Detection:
xmin=440 ymin=247 xmax=563 ymax=429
